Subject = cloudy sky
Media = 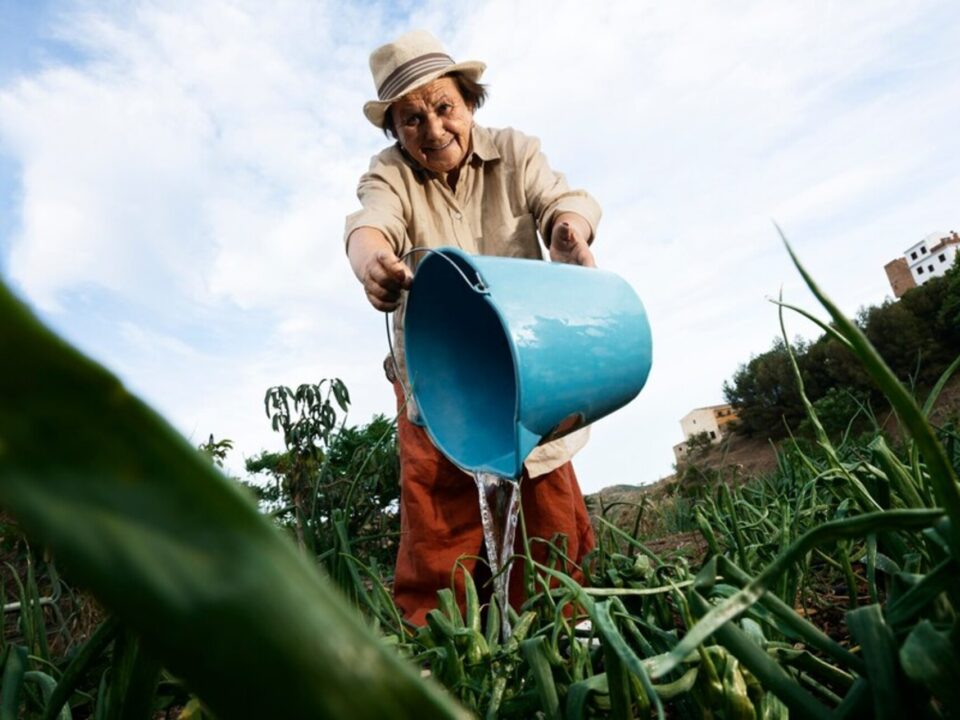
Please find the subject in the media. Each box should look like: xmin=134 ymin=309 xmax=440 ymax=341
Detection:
xmin=2 ymin=1 xmax=958 ymax=494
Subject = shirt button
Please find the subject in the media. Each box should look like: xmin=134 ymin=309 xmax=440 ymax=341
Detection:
xmin=454 ymin=212 xmax=462 ymax=220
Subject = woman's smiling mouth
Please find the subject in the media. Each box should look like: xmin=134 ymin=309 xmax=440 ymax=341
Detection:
xmin=424 ymin=138 xmax=454 ymax=153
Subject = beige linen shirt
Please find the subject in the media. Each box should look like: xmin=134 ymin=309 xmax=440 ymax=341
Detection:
xmin=344 ymin=125 xmax=601 ymax=476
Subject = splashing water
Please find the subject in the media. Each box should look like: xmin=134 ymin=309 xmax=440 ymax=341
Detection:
xmin=474 ymin=472 xmax=521 ymax=641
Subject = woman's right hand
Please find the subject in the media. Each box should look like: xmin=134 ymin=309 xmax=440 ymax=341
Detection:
xmin=347 ymin=228 xmax=413 ymax=312
xmin=361 ymin=249 xmax=413 ymax=312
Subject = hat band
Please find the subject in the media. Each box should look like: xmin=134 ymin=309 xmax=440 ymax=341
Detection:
xmin=377 ymin=52 xmax=454 ymax=101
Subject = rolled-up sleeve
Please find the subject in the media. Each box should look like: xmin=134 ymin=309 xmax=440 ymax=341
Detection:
xmin=343 ymin=164 xmax=408 ymax=255
xmin=519 ymin=134 xmax=602 ymax=246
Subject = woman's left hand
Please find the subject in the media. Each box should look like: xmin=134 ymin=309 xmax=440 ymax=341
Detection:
xmin=549 ymin=213 xmax=596 ymax=268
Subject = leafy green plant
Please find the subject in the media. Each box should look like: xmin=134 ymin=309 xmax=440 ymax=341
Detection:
xmin=197 ymin=435 xmax=233 ymax=469
xmin=246 ymin=404 xmax=400 ymax=572
xmin=683 ymin=431 xmax=715 ymax=458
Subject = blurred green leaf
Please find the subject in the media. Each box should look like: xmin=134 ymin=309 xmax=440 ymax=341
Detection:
xmin=899 ymin=620 xmax=960 ymax=713
xmin=24 ymin=671 xmax=72 ymax=720
xmin=1 ymin=645 xmax=28 ymax=720
xmin=847 ymin=605 xmax=904 ymax=720
xmin=0 ymin=281 xmax=466 ymax=719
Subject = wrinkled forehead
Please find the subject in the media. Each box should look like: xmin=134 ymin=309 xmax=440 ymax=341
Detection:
xmin=393 ymin=76 xmax=463 ymax=113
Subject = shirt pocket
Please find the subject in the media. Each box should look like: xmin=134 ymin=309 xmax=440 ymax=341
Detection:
xmin=483 ymin=213 xmax=542 ymax=258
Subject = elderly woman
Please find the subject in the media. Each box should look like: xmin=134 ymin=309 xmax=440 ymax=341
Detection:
xmin=345 ymin=30 xmax=600 ymax=626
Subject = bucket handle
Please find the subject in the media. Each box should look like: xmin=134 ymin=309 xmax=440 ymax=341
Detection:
xmin=385 ymin=247 xmax=490 ymax=416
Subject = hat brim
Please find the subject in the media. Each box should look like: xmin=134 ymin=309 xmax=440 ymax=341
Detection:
xmin=364 ymin=61 xmax=486 ymax=129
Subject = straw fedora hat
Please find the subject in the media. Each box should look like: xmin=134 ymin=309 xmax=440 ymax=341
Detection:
xmin=363 ymin=30 xmax=486 ymax=128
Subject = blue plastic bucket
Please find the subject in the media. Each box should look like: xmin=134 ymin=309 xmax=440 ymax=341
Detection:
xmin=404 ymin=247 xmax=652 ymax=479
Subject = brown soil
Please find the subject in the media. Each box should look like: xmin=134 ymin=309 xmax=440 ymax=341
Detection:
xmin=640 ymin=531 xmax=709 ymax=565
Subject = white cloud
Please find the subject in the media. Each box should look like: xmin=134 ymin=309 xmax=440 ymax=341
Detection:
xmin=1 ymin=1 xmax=959 ymax=493
xmin=0 ymin=0 xmax=389 ymax=315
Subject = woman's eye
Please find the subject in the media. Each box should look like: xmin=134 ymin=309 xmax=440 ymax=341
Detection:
xmin=437 ymin=103 xmax=452 ymax=115
xmin=404 ymin=115 xmax=420 ymax=127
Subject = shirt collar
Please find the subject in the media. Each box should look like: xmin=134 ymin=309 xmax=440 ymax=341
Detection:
xmin=468 ymin=125 xmax=500 ymax=163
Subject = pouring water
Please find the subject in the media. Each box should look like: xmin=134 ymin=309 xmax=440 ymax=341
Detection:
xmin=474 ymin=472 xmax=521 ymax=641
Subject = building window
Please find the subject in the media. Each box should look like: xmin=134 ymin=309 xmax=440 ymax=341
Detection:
xmin=911 ymin=251 xmax=918 ymax=260
xmin=929 ymin=264 xmax=935 ymax=272
xmin=940 ymin=254 xmax=947 ymax=263
xmin=709 ymin=431 xmax=716 ymax=439
xmin=918 ymin=266 xmax=925 ymax=275
xmin=921 ymin=246 xmax=927 ymax=254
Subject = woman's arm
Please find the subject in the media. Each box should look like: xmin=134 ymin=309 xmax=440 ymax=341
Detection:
xmin=512 ymin=131 xmax=601 ymax=267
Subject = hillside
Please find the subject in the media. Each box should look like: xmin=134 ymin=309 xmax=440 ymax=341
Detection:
xmin=589 ymin=372 xmax=960 ymax=538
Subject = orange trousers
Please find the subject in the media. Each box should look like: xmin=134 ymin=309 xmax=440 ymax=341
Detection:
xmin=392 ymin=383 xmax=595 ymax=626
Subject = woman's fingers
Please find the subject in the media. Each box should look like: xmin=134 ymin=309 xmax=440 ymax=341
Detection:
xmin=549 ymin=223 xmax=574 ymax=263
xmin=574 ymin=242 xmax=597 ymax=268
xmin=378 ymin=251 xmax=414 ymax=287
xmin=364 ymin=250 xmax=412 ymax=311
xmin=550 ymin=222 xmax=596 ymax=267
xmin=554 ymin=221 xmax=575 ymax=249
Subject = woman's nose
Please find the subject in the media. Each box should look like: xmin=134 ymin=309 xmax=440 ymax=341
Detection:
xmin=424 ymin=114 xmax=445 ymax=140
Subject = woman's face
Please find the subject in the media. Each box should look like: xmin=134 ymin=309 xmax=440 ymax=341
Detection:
xmin=391 ymin=76 xmax=474 ymax=175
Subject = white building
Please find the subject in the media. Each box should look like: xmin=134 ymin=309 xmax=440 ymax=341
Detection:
xmin=905 ymin=231 xmax=959 ymax=285
xmin=672 ymin=404 xmax=737 ymax=461
xmin=885 ymin=231 xmax=959 ymax=298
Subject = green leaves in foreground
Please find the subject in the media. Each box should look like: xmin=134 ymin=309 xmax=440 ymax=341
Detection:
xmin=0 ymin=281 xmax=467 ymax=719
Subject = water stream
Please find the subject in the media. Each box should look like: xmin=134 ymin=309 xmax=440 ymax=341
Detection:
xmin=474 ymin=472 xmax=521 ymax=641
